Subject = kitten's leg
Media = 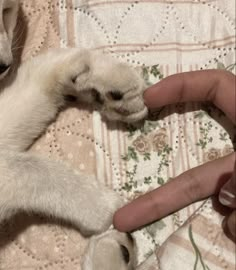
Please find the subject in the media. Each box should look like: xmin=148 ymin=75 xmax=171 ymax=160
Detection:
xmin=0 ymin=49 xmax=93 ymax=151
xmin=0 ymin=48 xmax=146 ymax=151
xmin=0 ymin=149 xmax=123 ymax=235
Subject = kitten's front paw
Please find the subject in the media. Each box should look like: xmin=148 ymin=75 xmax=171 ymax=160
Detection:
xmin=69 ymin=51 xmax=148 ymax=123
xmin=93 ymin=62 xmax=148 ymax=123
xmin=28 ymin=49 xmax=147 ymax=123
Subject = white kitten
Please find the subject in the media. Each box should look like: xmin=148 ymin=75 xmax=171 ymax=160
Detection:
xmin=0 ymin=48 xmax=147 ymax=234
xmin=0 ymin=0 xmax=148 ymax=269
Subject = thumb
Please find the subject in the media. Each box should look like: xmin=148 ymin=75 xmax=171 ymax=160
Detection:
xmin=219 ymin=169 xmax=236 ymax=208
xmin=225 ymin=210 xmax=236 ymax=241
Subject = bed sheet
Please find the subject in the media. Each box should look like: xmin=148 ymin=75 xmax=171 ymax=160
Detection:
xmin=0 ymin=0 xmax=235 ymax=269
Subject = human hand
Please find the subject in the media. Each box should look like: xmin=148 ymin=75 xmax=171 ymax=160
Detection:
xmin=113 ymin=70 xmax=236 ymax=242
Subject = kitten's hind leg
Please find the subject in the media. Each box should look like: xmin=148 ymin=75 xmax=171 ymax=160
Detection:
xmin=83 ymin=230 xmax=137 ymax=270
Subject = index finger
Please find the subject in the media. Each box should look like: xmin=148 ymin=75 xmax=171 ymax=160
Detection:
xmin=113 ymin=153 xmax=235 ymax=232
xmin=144 ymin=70 xmax=236 ymax=124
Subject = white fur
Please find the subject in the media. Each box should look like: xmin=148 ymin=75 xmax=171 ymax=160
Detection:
xmin=0 ymin=0 xmax=148 ymax=269
xmin=83 ymin=230 xmax=137 ymax=270
xmin=0 ymin=0 xmax=18 ymax=79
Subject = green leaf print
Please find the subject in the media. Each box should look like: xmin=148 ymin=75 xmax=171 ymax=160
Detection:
xmin=144 ymin=176 xmax=152 ymax=184
xmin=150 ymin=64 xmax=164 ymax=79
xmin=157 ymin=177 xmax=165 ymax=185
xmin=122 ymin=146 xmax=139 ymax=162
xmin=157 ymin=145 xmax=172 ymax=173
xmin=146 ymin=220 xmax=167 ymax=238
xmin=194 ymin=111 xmax=206 ymax=119
xmin=216 ymin=61 xmax=236 ymax=72
xmin=219 ymin=132 xmax=228 ymax=142
xmin=143 ymin=152 xmax=151 ymax=161
xmin=189 ymin=225 xmax=211 ymax=270
xmin=196 ymin=122 xmax=213 ymax=149
xmin=121 ymin=165 xmax=138 ymax=192
xmin=121 ymin=182 xmax=133 ymax=192
xmin=142 ymin=64 xmax=164 ymax=86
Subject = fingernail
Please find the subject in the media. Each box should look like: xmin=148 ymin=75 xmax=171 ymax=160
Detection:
xmin=219 ymin=177 xmax=236 ymax=207
xmin=219 ymin=190 xmax=235 ymax=206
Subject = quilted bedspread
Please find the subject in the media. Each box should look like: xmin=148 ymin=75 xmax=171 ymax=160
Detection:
xmin=0 ymin=0 xmax=235 ymax=269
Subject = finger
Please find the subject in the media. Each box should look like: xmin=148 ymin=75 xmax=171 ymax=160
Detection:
xmin=227 ymin=210 xmax=236 ymax=239
xmin=219 ymin=167 xmax=236 ymax=208
xmin=113 ymin=153 xmax=235 ymax=232
xmin=223 ymin=210 xmax=236 ymax=243
xmin=144 ymin=70 xmax=236 ymax=124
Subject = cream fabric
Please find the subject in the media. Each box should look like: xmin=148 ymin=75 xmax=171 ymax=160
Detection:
xmin=0 ymin=0 xmax=235 ymax=269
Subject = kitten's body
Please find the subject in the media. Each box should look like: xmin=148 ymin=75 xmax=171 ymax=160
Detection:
xmin=0 ymin=1 xmax=148 ymax=269
xmin=0 ymin=48 xmax=147 ymax=234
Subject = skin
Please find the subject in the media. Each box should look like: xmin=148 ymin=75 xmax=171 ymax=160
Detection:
xmin=113 ymin=70 xmax=236 ymax=243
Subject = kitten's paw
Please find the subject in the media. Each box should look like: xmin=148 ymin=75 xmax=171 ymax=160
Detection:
xmin=24 ymin=49 xmax=147 ymax=123
xmin=62 ymin=170 xmax=125 ymax=236
xmin=74 ymin=52 xmax=148 ymax=123
xmin=82 ymin=230 xmax=136 ymax=270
